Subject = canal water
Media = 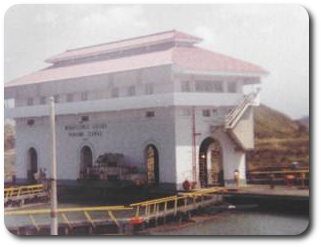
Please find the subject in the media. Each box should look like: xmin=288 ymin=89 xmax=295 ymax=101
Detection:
xmin=152 ymin=210 xmax=309 ymax=235
xmin=4 ymin=200 xmax=309 ymax=235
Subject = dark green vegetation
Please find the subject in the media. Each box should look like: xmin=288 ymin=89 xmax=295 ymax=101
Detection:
xmin=4 ymin=123 xmax=15 ymax=150
xmin=4 ymin=123 xmax=15 ymax=179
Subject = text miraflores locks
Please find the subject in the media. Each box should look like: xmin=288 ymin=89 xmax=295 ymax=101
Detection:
xmin=65 ymin=123 xmax=107 ymax=138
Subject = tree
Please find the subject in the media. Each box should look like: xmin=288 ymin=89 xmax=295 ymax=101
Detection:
xmin=4 ymin=124 xmax=15 ymax=150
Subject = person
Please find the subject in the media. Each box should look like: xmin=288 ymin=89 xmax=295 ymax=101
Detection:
xmin=218 ymin=170 xmax=224 ymax=186
xmin=269 ymin=173 xmax=275 ymax=189
xmin=34 ymin=169 xmax=41 ymax=182
xmin=234 ymin=169 xmax=240 ymax=188
xmin=42 ymin=168 xmax=49 ymax=190
xmin=291 ymin=161 xmax=300 ymax=170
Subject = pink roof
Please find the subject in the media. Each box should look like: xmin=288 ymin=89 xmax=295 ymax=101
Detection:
xmin=5 ymin=31 xmax=268 ymax=88
xmin=173 ymin=46 xmax=268 ymax=74
xmin=6 ymin=49 xmax=173 ymax=87
xmin=46 ymin=30 xmax=202 ymax=64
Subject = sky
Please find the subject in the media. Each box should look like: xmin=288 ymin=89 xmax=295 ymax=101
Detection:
xmin=4 ymin=4 xmax=309 ymax=119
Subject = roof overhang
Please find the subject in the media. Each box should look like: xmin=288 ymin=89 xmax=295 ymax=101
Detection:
xmin=173 ymin=65 xmax=269 ymax=80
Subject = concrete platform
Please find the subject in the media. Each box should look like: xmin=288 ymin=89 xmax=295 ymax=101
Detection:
xmin=223 ymin=185 xmax=309 ymax=201
xmin=221 ymin=185 xmax=310 ymax=217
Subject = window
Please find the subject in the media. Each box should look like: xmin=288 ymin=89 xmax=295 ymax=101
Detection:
xmin=146 ymin=111 xmax=155 ymax=118
xmin=81 ymin=92 xmax=88 ymax=101
xmin=202 ymin=109 xmax=211 ymax=117
xmin=4 ymin=99 xmax=13 ymax=109
xmin=227 ymin=82 xmax=237 ymax=93
xmin=181 ymin=81 xmax=192 ymax=92
xmin=195 ymin=80 xmax=224 ymax=93
xmin=213 ymin=81 xmax=224 ymax=92
xmin=66 ymin=94 xmax=74 ymax=102
xmin=128 ymin=85 xmax=136 ymax=96
xmin=212 ymin=108 xmax=219 ymax=115
xmin=195 ymin=81 xmax=205 ymax=92
xmin=145 ymin=84 xmax=154 ymax=95
xmin=40 ymin=97 xmax=46 ymax=105
xmin=27 ymin=119 xmax=35 ymax=126
xmin=53 ymin=95 xmax=60 ymax=103
xmin=196 ymin=81 xmax=213 ymax=92
xmin=27 ymin=98 xmax=34 ymax=106
xmin=111 ymin=88 xmax=119 ymax=98
xmin=81 ymin=116 xmax=89 ymax=122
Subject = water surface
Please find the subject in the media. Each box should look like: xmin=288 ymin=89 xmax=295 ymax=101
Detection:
xmin=4 ymin=200 xmax=309 ymax=236
xmin=153 ymin=211 xmax=309 ymax=235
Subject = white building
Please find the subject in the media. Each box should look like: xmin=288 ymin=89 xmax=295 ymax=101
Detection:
xmin=4 ymin=30 xmax=268 ymax=191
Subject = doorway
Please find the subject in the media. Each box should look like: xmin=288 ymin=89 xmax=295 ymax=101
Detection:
xmin=199 ymin=137 xmax=224 ymax=187
xmin=27 ymin=147 xmax=38 ymax=183
xmin=145 ymin=144 xmax=159 ymax=186
xmin=80 ymin=145 xmax=93 ymax=178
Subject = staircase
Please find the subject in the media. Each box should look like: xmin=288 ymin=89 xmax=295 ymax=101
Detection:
xmin=224 ymin=90 xmax=260 ymax=150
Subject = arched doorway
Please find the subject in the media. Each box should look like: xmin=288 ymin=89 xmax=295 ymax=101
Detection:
xmin=27 ymin=147 xmax=38 ymax=183
xmin=145 ymin=144 xmax=159 ymax=186
xmin=199 ymin=137 xmax=223 ymax=188
xmin=80 ymin=146 xmax=93 ymax=178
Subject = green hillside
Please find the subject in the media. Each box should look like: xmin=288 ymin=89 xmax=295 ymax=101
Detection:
xmin=298 ymin=116 xmax=309 ymax=129
xmin=247 ymin=104 xmax=309 ymax=169
xmin=4 ymin=124 xmax=15 ymax=150
xmin=253 ymin=104 xmax=308 ymax=139
xmin=4 ymin=124 xmax=15 ymax=179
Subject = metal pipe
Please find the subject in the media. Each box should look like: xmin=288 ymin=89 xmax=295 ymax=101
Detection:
xmin=192 ymin=106 xmax=197 ymax=184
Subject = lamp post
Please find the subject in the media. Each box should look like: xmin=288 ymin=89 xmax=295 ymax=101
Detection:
xmin=49 ymin=96 xmax=58 ymax=235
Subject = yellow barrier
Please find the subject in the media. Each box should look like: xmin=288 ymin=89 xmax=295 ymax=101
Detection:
xmin=4 ymin=205 xmax=132 ymax=216
xmin=130 ymin=187 xmax=225 ymax=219
xmin=4 ymin=184 xmax=45 ymax=199
xmin=4 ymin=205 xmax=133 ymax=231
xmin=248 ymin=169 xmax=309 ymax=175
xmin=4 ymin=186 xmax=225 ymax=232
xmin=247 ymin=169 xmax=309 ymax=187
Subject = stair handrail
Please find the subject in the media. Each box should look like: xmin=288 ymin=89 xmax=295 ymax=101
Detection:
xmin=225 ymin=92 xmax=257 ymax=129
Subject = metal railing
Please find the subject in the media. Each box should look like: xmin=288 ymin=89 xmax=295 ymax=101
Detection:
xmin=225 ymin=92 xmax=257 ymax=129
xmin=247 ymin=169 xmax=309 ymax=185
xmin=4 ymin=186 xmax=226 ymax=233
xmin=4 ymin=205 xmax=134 ymax=231
xmin=4 ymin=184 xmax=45 ymax=199
xmin=130 ymin=187 xmax=226 ymax=220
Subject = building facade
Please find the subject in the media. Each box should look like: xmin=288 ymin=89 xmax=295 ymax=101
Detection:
xmin=4 ymin=30 xmax=268 ymax=191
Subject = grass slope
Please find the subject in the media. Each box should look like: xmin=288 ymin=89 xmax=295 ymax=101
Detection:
xmin=247 ymin=104 xmax=309 ymax=169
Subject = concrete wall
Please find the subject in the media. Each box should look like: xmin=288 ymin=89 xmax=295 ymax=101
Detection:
xmin=9 ymin=65 xmax=256 ymax=191
xmin=174 ymin=106 xmax=246 ymax=189
xmin=14 ymin=104 xmax=247 ymax=190
xmin=15 ymin=117 xmax=51 ymax=181
xmin=230 ymin=107 xmax=255 ymax=150
xmin=14 ymin=107 xmax=177 ymax=188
